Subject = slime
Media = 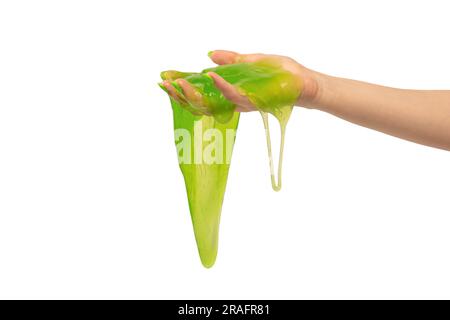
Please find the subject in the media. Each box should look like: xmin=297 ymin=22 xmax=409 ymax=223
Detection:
xmin=159 ymin=58 xmax=302 ymax=267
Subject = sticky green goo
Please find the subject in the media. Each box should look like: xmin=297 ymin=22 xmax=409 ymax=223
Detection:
xmin=159 ymin=58 xmax=302 ymax=267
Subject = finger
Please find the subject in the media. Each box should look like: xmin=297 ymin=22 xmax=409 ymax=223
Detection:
xmin=176 ymin=79 xmax=202 ymax=106
xmin=208 ymin=50 xmax=267 ymax=65
xmin=208 ymin=50 xmax=239 ymax=65
xmin=207 ymin=72 xmax=255 ymax=112
xmin=162 ymin=80 xmax=186 ymax=104
xmin=239 ymin=53 xmax=267 ymax=63
xmin=158 ymin=82 xmax=168 ymax=93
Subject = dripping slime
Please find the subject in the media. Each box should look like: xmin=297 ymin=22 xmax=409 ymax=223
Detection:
xmin=159 ymin=57 xmax=302 ymax=267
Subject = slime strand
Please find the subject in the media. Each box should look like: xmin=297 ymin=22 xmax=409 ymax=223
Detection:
xmin=261 ymin=111 xmax=289 ymax=192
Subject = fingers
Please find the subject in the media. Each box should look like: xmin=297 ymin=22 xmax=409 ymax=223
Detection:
xmin=160 ymin=79 xmax=209 ymax=113
xmin=176 ymin=79 xmax=203 ymax=106
xmin=159 ymin=72 xmax=257 ymax=113
xmin=161 ymin=80 xmax=187 ymax=104
xmin=207 ymin=72 xmax=255 ymax=112
xmin=208 ymin=50 xmax=267 ymax=65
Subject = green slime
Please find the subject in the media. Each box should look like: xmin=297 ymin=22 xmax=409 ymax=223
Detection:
xmin=160 ymin=59 xmax=302 ymax=267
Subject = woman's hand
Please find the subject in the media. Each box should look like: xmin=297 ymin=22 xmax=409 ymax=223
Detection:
xmin=162 ymin=50 xmax=322 ymax=112
xmin=206 ymin=50 xmax=321 ymax=111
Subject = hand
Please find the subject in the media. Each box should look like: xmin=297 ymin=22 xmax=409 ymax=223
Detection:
xmin=206 ymin=50 xmax=321 ymax=111
xmin=162 ymin=50 xmax=322 ymax=112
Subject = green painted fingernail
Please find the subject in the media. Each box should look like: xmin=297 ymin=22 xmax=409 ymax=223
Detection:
xmin=158 ymin=83 xmax=168 ymax=92
xmin=204 ymin=72 xmax=213 ymax=80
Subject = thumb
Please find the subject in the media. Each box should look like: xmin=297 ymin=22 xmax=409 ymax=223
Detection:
xmin=208 ymin=50 xmax=241 ymax=65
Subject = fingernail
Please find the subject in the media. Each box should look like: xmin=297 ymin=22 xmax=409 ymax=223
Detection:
xmin=207 ymin=51 xmax=214 ymax=58
xmin=158 ymin=82 xmax=168 ymax=92
xmin=203 ymin=73 xmax=214 ymax=83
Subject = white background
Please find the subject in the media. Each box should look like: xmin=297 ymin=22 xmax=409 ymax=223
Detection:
xmin=1 ymin=0 xmax=449 ymax=299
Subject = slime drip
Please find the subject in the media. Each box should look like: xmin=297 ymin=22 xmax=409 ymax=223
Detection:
xmin=160 ymin=59 xmax=302 ymax=267
xmin=260 ymin=109 xmax=291 ymax=192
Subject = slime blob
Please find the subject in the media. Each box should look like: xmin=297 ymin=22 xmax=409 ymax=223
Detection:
xmin=159 ymin=58 xmax=302 ymax=267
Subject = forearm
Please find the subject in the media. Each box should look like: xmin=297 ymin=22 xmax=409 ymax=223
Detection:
xmin=306 ymin=72 xmax=450 ymax=151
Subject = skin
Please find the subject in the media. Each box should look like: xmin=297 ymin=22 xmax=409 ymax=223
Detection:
xmin=164 ymin=50 xmax=450 ymax=151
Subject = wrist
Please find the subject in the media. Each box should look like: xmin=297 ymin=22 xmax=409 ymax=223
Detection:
xmin=296 ymin=69 xmax=332 ymax=110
